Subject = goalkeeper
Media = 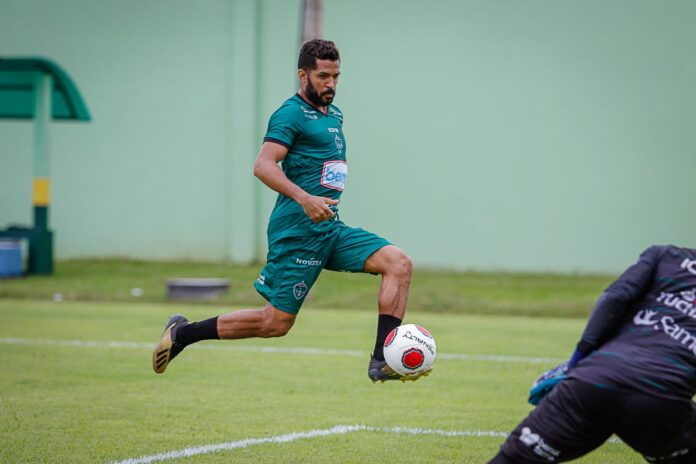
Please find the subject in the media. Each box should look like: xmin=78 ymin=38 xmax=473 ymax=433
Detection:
xmin=489 ymin=245 xmax=696 ymax=463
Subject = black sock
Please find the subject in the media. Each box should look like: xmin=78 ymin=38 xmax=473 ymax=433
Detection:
xmin=175 ymin=316 xmax=219 ymax=347
xmin=373 ymin=314 xmax=402 ymax=361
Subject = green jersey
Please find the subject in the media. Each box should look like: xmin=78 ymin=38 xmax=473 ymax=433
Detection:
xmin=263 ymin=94 xmax=347 ymax=239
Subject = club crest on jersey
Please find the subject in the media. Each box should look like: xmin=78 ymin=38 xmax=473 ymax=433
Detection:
xmin=334 ymin=134 xmax=343 ymax=152
xmin=293 ymin=281 xmax=308 ymax=300
xmin=321 ymin=160 xmax=348 ymax=191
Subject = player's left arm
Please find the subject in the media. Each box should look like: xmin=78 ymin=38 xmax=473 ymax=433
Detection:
xmin=253 ymin=142 xmax=338 ymax=223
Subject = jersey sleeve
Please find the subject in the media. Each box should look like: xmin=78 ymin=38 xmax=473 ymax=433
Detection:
xmin=576 ymin=245 xmax=666 ymax=354
xmin=263 ymin=104 xmax=303 ymax=149
xmin=606 ymin=245 xmax=665 ymax=301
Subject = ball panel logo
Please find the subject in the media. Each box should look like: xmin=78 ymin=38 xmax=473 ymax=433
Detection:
xmin=384 ymin=328 xmax=397 ymax=348
xmin=321 ymin=160 xmax=348 ymax=191
xmin=416 ymin=325 xmax=433 ymax=338
xmin=401 ymin=348 xmax=425 ymax=370
xmin=401 ymin=329 xmax=436 ymax=356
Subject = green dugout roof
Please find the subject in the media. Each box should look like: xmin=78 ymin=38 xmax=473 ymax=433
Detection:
xmin=0 ymin=57 xmax=91 ymax=121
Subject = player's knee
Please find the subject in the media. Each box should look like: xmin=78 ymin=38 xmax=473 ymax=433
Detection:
xmin=366 ymin=246 xmax=413 ymax=281
xmin=392 ymin=250 xmax=413 ymax=282
xmin=259 ymin=308 xmax=295 ymax=338
xmin=267 ymin=320 xmax=293 ymax=337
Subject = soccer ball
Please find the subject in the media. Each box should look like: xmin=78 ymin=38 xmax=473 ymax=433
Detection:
xmin=383 ymin=323 xmax=437 ymax=376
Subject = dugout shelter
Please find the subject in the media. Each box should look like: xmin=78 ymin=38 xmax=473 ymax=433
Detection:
xmin=0 ymin=57 xmax=90 ymax=274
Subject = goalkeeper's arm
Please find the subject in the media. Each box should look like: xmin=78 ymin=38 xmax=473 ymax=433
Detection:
xmin=571 ymin=245 xmax=663 ymax=365
xmin=529 ymin=246 xmax=663 ymax=405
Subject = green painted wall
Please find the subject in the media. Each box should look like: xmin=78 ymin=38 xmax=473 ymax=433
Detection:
xmin=1 ymin=0 xmax=694 ymax=272
xmin=323 ymin=0 xmax=696 ymax=272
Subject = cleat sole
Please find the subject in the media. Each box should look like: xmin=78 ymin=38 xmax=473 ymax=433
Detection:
xmin=152 ymin=321 xmax=176 ymax=374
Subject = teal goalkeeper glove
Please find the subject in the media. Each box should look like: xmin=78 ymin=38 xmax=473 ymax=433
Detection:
xmin=528 ymin=362 xmax=568 ymax=406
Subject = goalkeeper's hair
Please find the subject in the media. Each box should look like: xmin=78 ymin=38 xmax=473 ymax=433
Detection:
xmin=298 ymin=39 xmax=340 ymax=72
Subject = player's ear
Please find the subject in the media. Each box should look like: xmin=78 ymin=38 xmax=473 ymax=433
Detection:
xmin=298 ymin=68 xmax=308 ymax=86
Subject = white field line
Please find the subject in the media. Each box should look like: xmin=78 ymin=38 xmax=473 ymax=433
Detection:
xmin=109 ymin=425 xmax=509 ymax=464
xmin=0 ymin=337 xmax=561 ymax=364
xmin=110 ymin=424 xmax=622 ymax=464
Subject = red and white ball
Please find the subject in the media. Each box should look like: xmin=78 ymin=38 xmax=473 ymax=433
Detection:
xmin=383 ymin=323 xmax=436 ymax=376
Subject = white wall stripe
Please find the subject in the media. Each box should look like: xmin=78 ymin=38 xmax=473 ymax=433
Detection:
xmin=0 ymin=337 xmax=560 ymax=364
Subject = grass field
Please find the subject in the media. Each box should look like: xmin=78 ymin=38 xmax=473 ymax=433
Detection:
xmin=0 ymin=261 xmax=644 ymax=463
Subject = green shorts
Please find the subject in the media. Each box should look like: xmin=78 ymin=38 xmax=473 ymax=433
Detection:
xmin=254 ymin=219 xmax=390 ymax=314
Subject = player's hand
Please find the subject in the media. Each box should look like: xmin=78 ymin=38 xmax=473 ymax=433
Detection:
xmin=528 ymin=362 xmax=569 ymax=406
xmin=300 ymin=196 xmax=339 ymax=223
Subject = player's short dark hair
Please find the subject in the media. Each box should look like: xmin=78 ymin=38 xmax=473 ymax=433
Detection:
xmin=298 ymin=39 xmax=340 ymax=71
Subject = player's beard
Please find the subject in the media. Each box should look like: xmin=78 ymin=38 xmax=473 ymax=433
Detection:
xmin=305 ymin=80 xmax=335 ymax=107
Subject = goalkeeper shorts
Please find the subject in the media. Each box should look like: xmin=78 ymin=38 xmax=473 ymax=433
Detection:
xmin=494 ymin=378 xmax=696 ymax=463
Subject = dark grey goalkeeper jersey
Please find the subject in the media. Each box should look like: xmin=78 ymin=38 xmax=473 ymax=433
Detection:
xmin=569 ymin=245 xmax=696 ymax=401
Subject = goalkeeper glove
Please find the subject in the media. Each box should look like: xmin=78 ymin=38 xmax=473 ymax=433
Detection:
xmin=528 ymin=362 xmax=568 ymax=405
xmin=528 ymin=347 xmax=588 ymax=405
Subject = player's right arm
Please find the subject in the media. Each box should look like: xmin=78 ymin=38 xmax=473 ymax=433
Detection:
xmin=253 ymin=142 xmax=338 ymax=223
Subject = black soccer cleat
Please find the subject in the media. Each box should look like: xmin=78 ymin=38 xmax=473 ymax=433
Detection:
xmin=367 ymin=355 xmax=432 ymax=383
xmin=152 ymin=314 xmax=189 ymax=374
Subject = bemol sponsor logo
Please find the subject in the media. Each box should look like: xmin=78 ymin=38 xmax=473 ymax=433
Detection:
xmin=681 ymin=258 xmax=696 ymax=276
xmin=634 ymin=309 xmax=696 ymax=356
xmin=321 ymin=160 xmax=348 ymax=191
xmin=656 ymin=289 xmax=696 ymax=319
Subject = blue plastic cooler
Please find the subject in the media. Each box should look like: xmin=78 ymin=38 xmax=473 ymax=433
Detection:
xmin=0 ymin=239 xmax=22 ymax=277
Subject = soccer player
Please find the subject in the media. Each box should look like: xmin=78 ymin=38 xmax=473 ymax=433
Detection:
xmin=489 ymin=245 xmax=696 ymax=463
xmin=152 ymin=39 xmax=428 ymax=383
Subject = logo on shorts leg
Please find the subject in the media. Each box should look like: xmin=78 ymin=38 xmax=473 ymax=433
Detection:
xmin=293 ymin=281 xmax=308 ymax=300
xmin=519 ymin=427 xmax=560 ymax=461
